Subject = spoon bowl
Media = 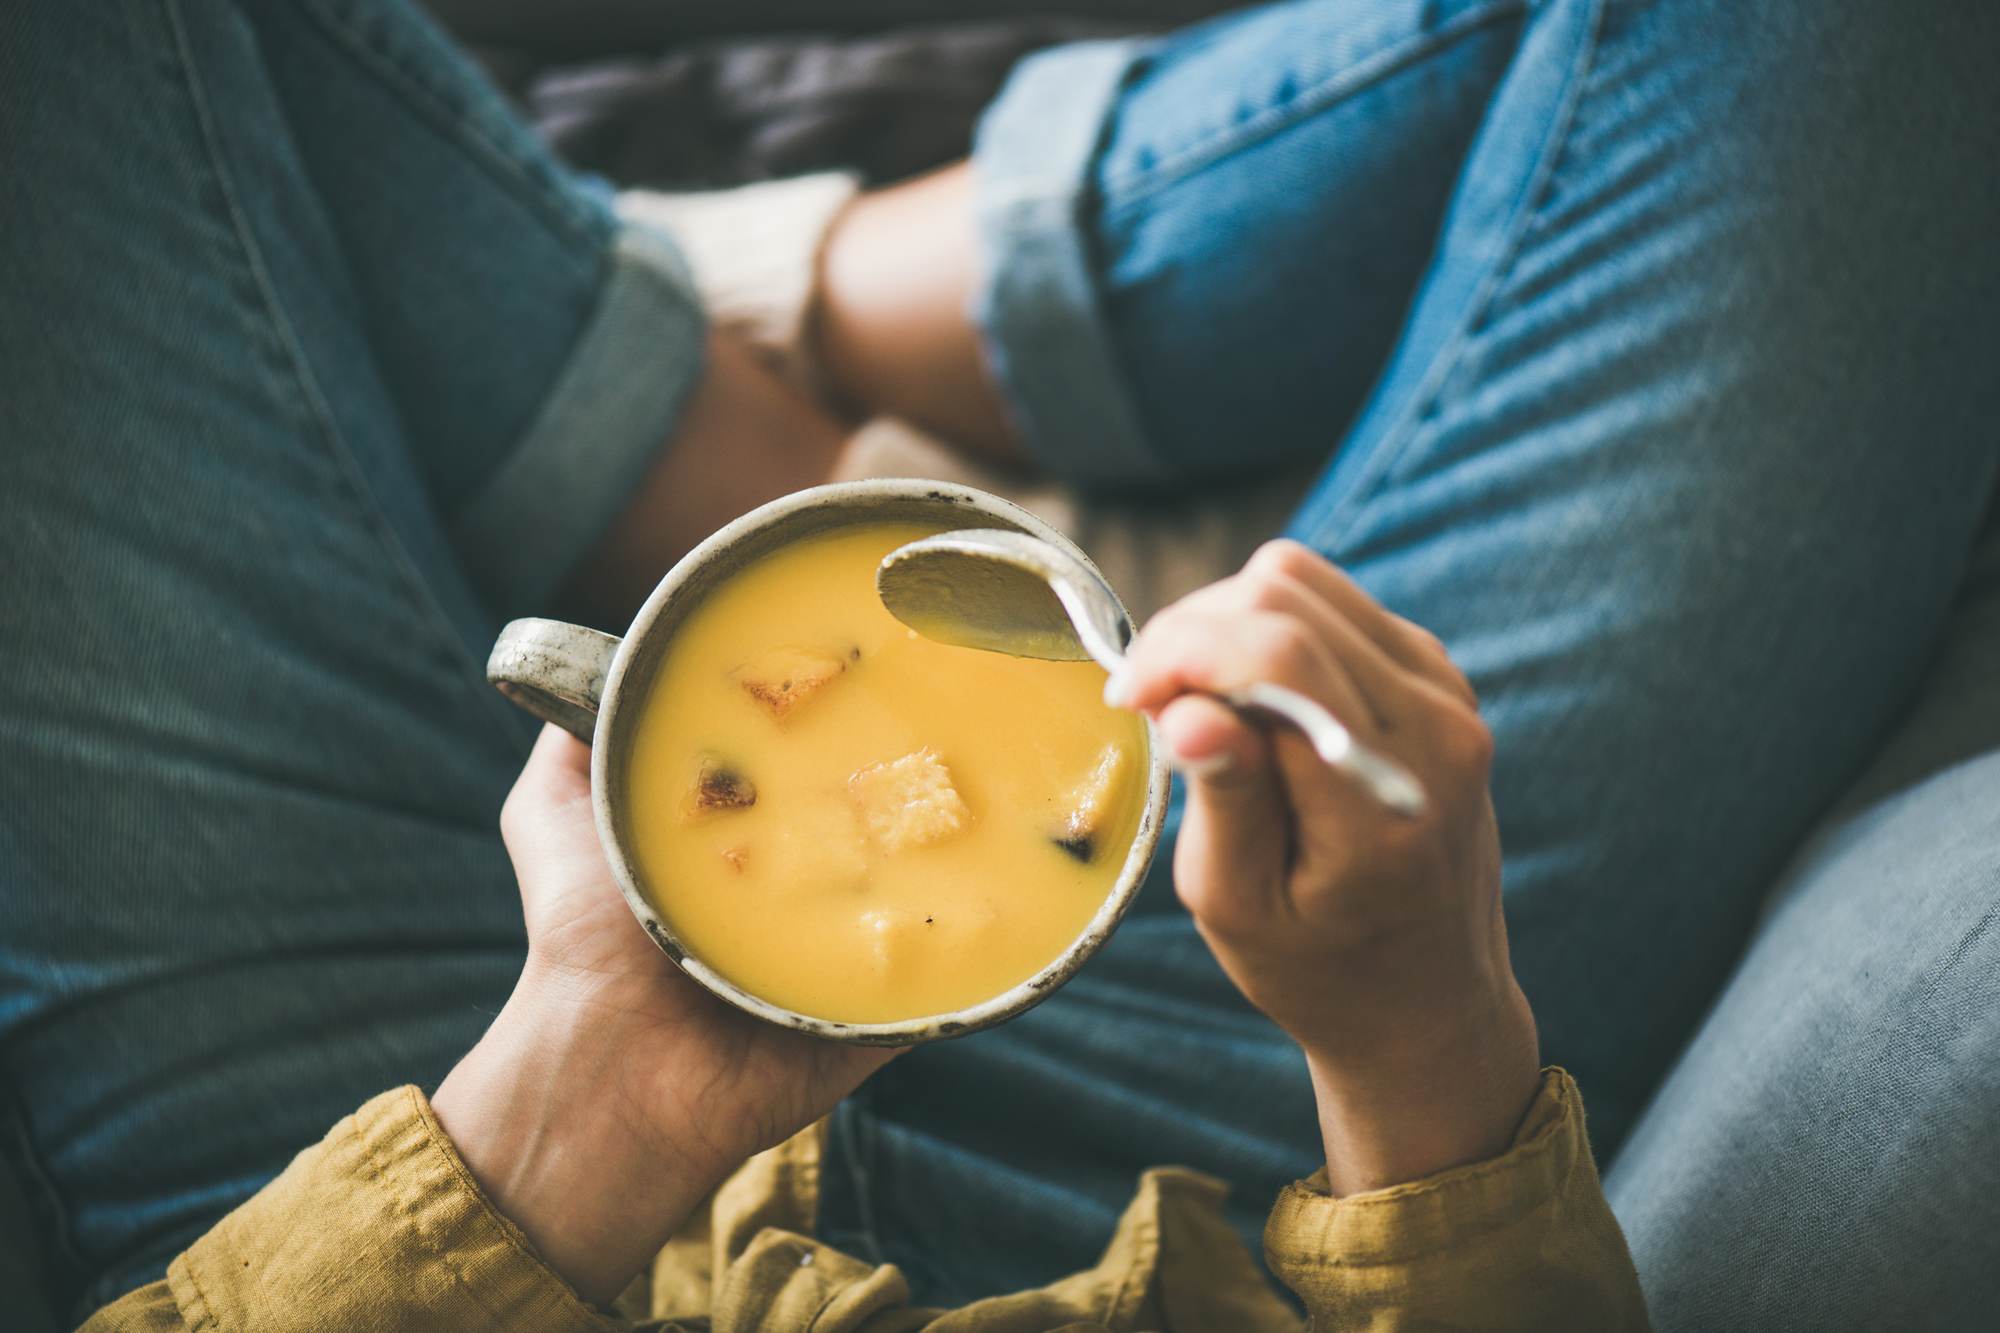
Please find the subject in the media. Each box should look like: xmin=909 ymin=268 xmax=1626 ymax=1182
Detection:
xmin=875 ymin=527 xmax=1131 ymax=668
xmin=878 ymin=529 xmax=1428 ymax=818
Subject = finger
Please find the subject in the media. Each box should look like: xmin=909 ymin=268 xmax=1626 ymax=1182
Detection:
xmin=1157 ymin=688 xmax=1269 ymax=774
xmin=1221 ymin=566 xmax=1489 ymax=794
xmin=1244 ymin=541 xmax=1476 ymax=707
xmin=1381 ymin=615 xmax=1478 ymax=710
xmin=1228 ymin=567 xmax=1428 ymax=732
xmin=1244 ymin=541 xmax=1418 ymax=664
xmin=1120 ymin=605 xmax=1380 ymax=748
xmin=531 ymin=722 xmax=592 ymax=788
xmin=500 ymin=725 xmax=604 ymax=892
xmin=1124 ymin=604 xmax=1394 ymax=858
xmin=1157 ymin=694 xmax=1291 ymax=925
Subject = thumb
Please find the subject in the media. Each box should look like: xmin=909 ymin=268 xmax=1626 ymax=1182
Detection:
xmin=1157 ymin=695 xmax=1290 ymax=925
xmin=500 ymin=725 xmax=604 ymax=895
xmin=521 ymin=723 xmax=593 ymax=799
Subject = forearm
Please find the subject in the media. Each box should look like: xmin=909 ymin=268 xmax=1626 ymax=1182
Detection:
xmin=1298 ymin=972 xmax=1541 ymax=1196
xmin=431 ymin=969 xmax=728 ymax=1306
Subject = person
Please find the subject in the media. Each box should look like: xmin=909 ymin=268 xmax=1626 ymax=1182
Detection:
xmin=2 ymin=0 xmax=1994 ymax=1327
xmin=80 ymin=555 xmax=1646 ymax=1329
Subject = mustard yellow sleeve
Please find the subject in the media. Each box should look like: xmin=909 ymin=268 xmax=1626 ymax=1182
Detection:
xmin=1264 ymin=1068 xmax=1650 ymax=1332
xmin=80 ymin=1086 xmax=625 ymax=1332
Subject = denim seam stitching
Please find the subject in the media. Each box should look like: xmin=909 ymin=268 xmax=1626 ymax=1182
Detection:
xmin=1316 ymin=0 xmax=1608 ymax=536
xmin=288 ymin=0 xmax=603 ymax=258
xmin=1098 ymin=0 xmax=1529 ymax=206
xmin=0 ymin=1094 xmax=87 ymax=1297
xmin=161 ymin=0 xmax=525 ymax=743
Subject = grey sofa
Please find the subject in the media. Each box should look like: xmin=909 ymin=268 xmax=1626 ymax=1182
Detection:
xmin=1601 ymin=510 xmax=2000 ymax=1329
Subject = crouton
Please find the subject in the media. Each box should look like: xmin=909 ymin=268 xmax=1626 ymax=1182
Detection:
xmin=858 ymin=907 xmax=917 ymax=975
xmin=847 ymin=747 xmax=971 ymax=853
xmin=734 ymin=646 xmax=847 ymax=720
xmin=858 ymin=902 xmax=998 ymax=979
xmin=1050 ymin=744 xmax=1128 ymax=863
xmin=682 ymin=754 xmax=756 ymax=821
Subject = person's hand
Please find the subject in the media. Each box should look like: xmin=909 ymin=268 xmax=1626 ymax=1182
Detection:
xmin=1114 ymin=540 xmax=1539 ymax=1194
xmin=433 ymin=726 xmax=894 ymax=1304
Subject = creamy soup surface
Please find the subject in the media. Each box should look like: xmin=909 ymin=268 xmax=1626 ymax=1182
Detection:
xmin=625 ymin=522 xmax=1148 ymax=1024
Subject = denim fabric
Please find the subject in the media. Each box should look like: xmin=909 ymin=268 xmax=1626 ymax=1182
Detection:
xmin=0 ymin=0 xmax=701 ymax=1316
xmin=973 ymin=0 xmax=1527 ymax=488
xmin=849 ymin=0 xmax=2000 ymax=1306
xmin=6 ymin=0 xmax=2000 ymax=1324
xmin=970 ymin=40 xmax=1163 ymax=486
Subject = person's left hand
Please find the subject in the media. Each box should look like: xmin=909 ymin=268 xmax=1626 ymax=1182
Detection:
xmin=433 ymin=725 xmax=894 ymax=1304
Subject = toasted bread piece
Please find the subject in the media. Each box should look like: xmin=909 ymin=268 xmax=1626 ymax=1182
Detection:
xmin=857 ymin=907 xmax=918 ymax=976
xmin=682 ymin=754 xmax=756 ymax=821
xmin=848 ymin=746 xmax=972 ymax=853
xmin=1050 ymin=744 xmax=1129 ymax=863
xmin=734 ymin=646 xmax=847 ymax=720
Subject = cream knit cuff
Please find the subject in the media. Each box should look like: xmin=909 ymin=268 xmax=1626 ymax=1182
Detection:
xmin=616 ymin=172 xmax=860 ymax=392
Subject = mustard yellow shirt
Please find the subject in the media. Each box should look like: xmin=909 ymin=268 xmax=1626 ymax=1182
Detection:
xmin=80 ymin=1068 xmax=1646 ymax=1331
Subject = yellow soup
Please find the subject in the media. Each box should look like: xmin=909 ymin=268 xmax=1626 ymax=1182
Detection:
xmin=625 ymin=522 xmax=1148 ymax=1024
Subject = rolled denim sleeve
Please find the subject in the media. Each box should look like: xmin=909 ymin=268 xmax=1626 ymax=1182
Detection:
xmin=448 ymin=221 xmax=706 ymax=622
xmin=971 ymin=40 xmax=1168 ymax=490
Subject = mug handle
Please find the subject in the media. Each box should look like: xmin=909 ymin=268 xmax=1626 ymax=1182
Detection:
xmin=486 ymin=617 xmax=623 ymax=742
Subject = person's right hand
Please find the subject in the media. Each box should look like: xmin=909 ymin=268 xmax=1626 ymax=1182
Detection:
xmin=1113 ymin=540 xmax=1540 ymax=1194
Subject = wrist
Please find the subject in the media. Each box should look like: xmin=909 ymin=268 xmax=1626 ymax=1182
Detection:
xmin=431 ymin=974 xmax=728 ymax=1305
xmin=1298 ymin=974 xmax=1540 ymax=1196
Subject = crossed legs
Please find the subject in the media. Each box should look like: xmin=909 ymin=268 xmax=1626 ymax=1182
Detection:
xmin=809 ymin=0 xmax=2000 ymax=1302
xmin=5 ymin=0 xmax=1998 ymax=1318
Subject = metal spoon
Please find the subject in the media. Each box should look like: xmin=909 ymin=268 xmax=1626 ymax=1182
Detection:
xmin=876 ymin=528 xmax=1426 ymax=818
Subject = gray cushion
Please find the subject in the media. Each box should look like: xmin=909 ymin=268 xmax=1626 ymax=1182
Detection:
xmin=1607 ymin=515 xmax=2000 ymax=1331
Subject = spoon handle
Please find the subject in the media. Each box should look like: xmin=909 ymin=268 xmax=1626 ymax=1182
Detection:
xmin=1221 ymin=681 xmax=1429 ymax=818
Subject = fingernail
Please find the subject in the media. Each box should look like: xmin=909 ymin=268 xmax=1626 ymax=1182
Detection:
xmin=1102 ymin=667 xmax=1134 ymax=708
xmin=1173 ymin=750 xmax=1234 ymax=778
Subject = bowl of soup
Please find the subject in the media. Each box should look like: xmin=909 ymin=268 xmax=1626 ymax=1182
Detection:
xmin=486 ymin=480 xmax=1171 ymax=1043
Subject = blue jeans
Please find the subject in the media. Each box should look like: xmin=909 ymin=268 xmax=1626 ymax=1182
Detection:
xmin=4 ymin=0 xmax=1997 ymax=1319
xmin=0 ymin=1 xmax=702 ymax=1315
xmin=839 ymin=0 xmax=2000 ymax=1305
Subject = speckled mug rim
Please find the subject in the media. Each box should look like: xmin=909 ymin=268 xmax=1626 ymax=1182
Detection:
xmin=589 ymin=479 xmax=1171 ymax=1045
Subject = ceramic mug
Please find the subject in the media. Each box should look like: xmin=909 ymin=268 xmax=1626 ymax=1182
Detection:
xmin=485 ymin=479 xmax=1171 ymax=1045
